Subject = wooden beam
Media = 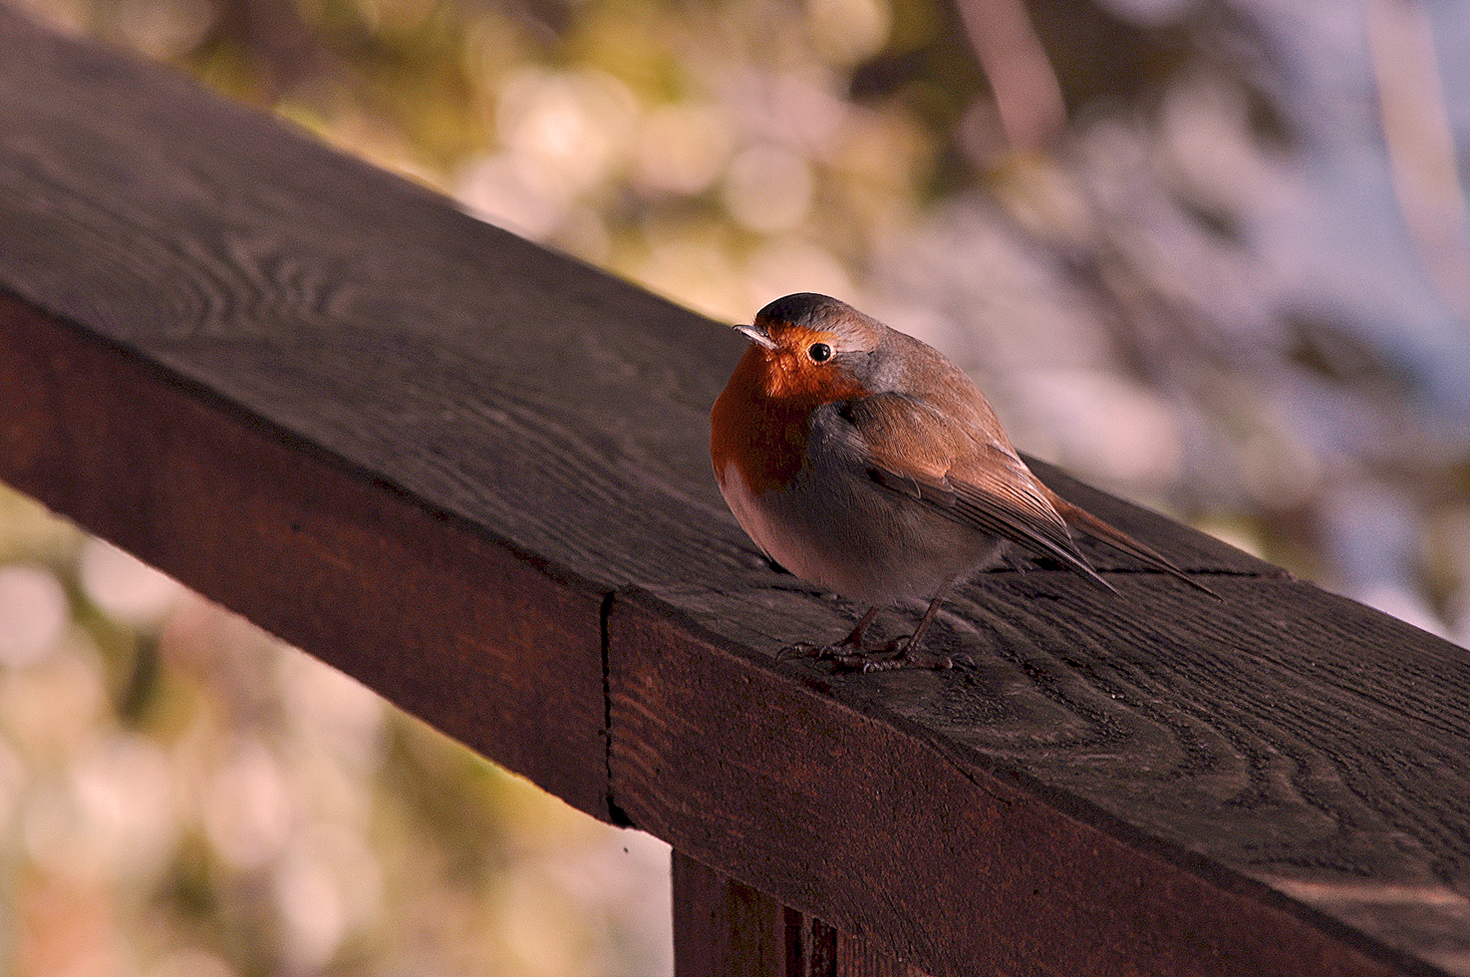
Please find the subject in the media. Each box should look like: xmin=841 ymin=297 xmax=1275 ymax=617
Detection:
xmin=672 ymin=853 xmax=927 ymax=977
xmin=0 ymin=292 xmax=612 ymax=818
xmin=2 ymin=7 xmax=1468 ymax=976
xmin=611 ymin=591 xmax=1431 ymax=977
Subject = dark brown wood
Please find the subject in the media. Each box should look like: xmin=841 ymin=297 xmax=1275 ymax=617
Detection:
xmin=834 ymin=931 xmax=932 ymax=977
xmin=674 ymin=851 xmax=793 ymax=977
xmin=673 ymin=852 xmax=925 ymax=977
xmin=610 ymin=590 xmax=1452 ymax=977
xmin=3 ymin=7 xmax=1469 ymax=977
xmin=0 ymin=3 xmax=743 ymax=599
xmin=0 ymin=292 xmax=612 ymax=818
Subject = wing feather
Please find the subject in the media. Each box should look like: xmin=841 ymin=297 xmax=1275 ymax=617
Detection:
xmin=839 ymin=395 xmax=1113 ymax=590
xmin=838 ymin=393 xmax=1219 ymax=597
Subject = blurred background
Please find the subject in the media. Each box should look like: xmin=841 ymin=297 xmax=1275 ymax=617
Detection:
xmin=2 ymin=0 xmax=1468 ymax=972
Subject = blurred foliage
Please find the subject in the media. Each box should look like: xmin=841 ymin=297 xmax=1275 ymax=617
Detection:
xmin=0 ymin=490 xmax=669 ymax=976
xmin=4 ymin=0 xmax=1470 ymax=971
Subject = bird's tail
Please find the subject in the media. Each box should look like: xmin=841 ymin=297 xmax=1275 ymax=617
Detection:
xmin=1042 ymin=486 xmax=1222 ymax=600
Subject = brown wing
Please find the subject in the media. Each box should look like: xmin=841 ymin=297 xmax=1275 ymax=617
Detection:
xmin=837 ymin=394 xmax=1113 ymax=590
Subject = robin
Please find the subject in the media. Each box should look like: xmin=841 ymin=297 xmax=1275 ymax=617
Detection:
xmin=710 ymin=292 xmax=1218 ymax=670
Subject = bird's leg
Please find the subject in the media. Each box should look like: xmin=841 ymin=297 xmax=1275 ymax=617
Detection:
xmin=909 ymin=590 xmax=947 ymax=646
xmin=843 ymin=606 xmax=881 ymax=648
xmin=783 ymin=595 xmax=970 ymax=671
xmin=779 ymin=606 xmax=880 ymax=662
xmin=859 ymin=586 xmax=972 ymax=672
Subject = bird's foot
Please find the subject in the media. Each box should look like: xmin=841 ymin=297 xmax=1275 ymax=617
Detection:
xmin=777 ymin=638 xmax=859 ymax=663
xmin=847 ymin=637 xmax=974 ymax=673
xmin=780 ymin=637 xmax=971 ymax=672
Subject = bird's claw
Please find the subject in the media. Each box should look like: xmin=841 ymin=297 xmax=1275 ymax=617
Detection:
xmin=851 ymin=637 xmax=973 ymax=672
xmin=854 ymin=647 xmax=974 ymax=672
xmin=779 ymin=637 xmax=973 ymax=672
xmin=777 ymin=639 xmax=858 ymax=664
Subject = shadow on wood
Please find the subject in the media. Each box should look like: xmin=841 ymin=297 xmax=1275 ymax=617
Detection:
xmin=1 ymin=6 xmax=1468 ymax=977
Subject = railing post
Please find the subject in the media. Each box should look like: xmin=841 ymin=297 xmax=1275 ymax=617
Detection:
xmin=672 ymin=852 xmax=929 ymax=977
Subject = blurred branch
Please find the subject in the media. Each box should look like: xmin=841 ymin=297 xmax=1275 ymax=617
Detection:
xmin=945 ymin=0 xmax=1205 ymax=382
xmin=951 ymin=0 xmax=1066 ymax=152
xmin=1363 ymin=0 xmax=1470 ymax=327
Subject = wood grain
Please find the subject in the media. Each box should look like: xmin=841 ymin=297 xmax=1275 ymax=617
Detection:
xmin=2 ymin=6 xmax=1468 ymax=977
xmin=611 ymin=590 xmax=1450 ymax=977
xmin=0 ymin=292 xmax=612 ymax=817
xmin=673 ymin=853 xmax=928 ymax=977
xmin=673 ymin=851 xmax=800 ymax=977
xmin=623 ymin=568 xmax=1470 ymax=975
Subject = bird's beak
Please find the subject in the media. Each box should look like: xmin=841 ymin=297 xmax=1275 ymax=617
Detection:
xmin=733 ymin=323 xmax=778 ymax=350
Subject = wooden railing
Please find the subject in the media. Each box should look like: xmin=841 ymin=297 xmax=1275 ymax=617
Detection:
xmin=3 ymin=6 xmax=1468 ymax=975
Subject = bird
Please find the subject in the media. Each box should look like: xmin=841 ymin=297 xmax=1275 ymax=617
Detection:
xmin=709 ymin=292 xmax=1218 ymax=670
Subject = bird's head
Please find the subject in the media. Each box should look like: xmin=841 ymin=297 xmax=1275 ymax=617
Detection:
xmin=731 ymin=293 xmax=882 ymax=405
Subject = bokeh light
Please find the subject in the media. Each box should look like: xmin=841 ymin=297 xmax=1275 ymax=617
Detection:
xmin=4 ymin=0 xmax=1470 ymax=971
xmin=0 ymin=490 xmax=672 ymax=976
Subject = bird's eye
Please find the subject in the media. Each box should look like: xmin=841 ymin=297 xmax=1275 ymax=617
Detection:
xmin=807 ymin=342 xmax=833 ymax=363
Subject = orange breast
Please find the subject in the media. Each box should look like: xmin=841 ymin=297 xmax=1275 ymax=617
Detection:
xmin=710 ymin=346 xmax=811 ymax=496
xmin=710 ymin=339 xmax=867 ymax=496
